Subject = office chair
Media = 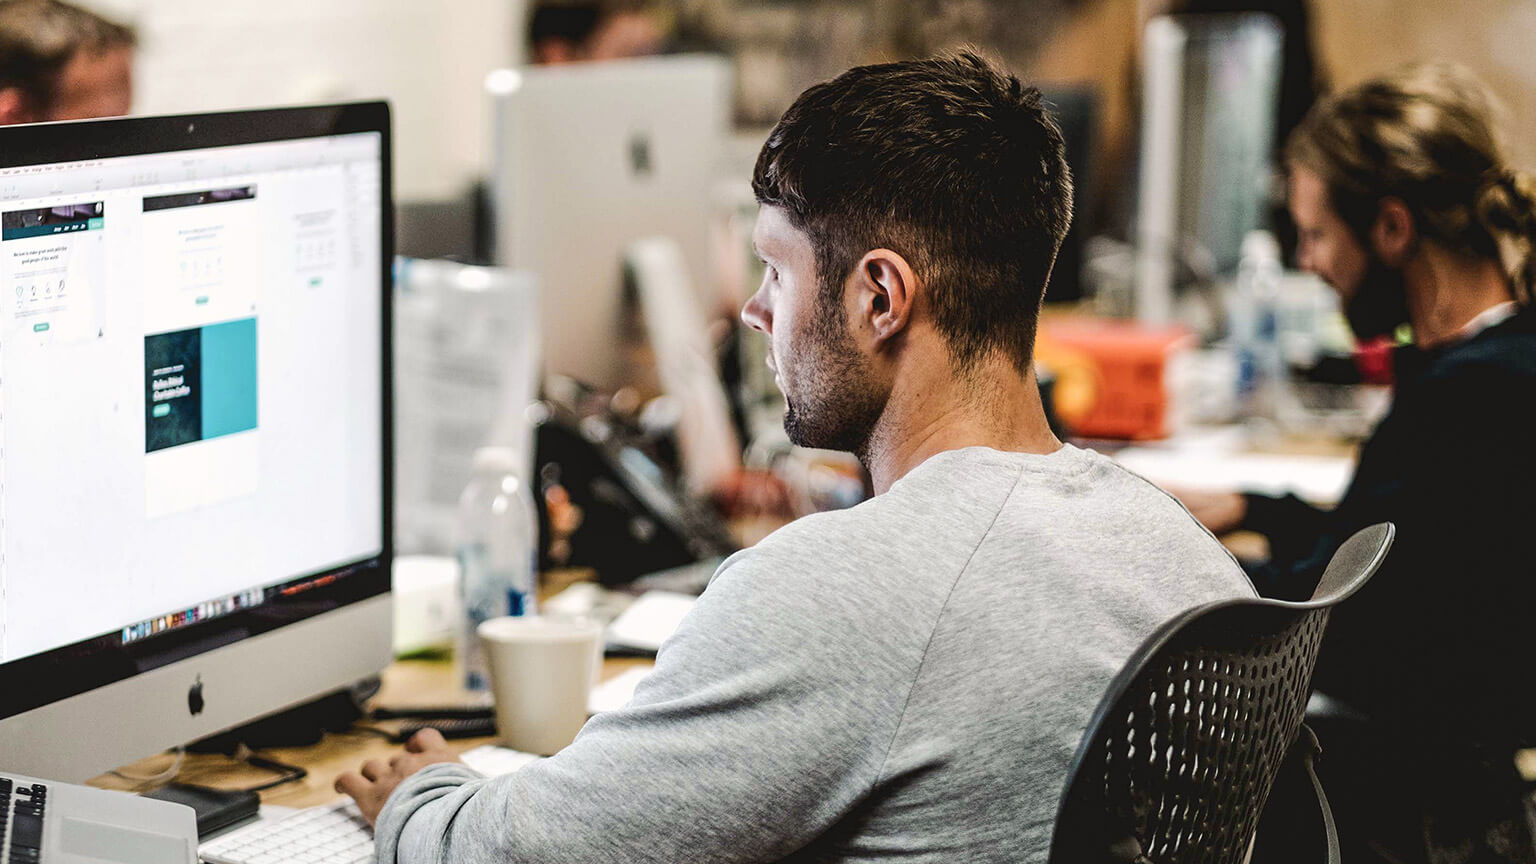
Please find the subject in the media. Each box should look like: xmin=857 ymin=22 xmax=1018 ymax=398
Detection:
xmin=1049 ymin=522 xmax=1395 ymax=864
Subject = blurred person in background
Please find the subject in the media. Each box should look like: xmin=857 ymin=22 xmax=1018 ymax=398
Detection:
xmin=528 ymin=0 xmax=665 ymax=66
xmin=0 ymin=0 xmax=133 ymax=124
xmin=1179 ymin=64 xmax=1536 ymax=864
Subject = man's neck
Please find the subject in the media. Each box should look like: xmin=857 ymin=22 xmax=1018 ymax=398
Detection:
xmin=1405 ymin=244 xmax=1516 ymax=348
xmin=862 ymin=357 xmax=1060 ymax=495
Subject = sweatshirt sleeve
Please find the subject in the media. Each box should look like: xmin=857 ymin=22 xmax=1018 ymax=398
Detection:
xmin=372 ymin=532 xmax=934 ymax=864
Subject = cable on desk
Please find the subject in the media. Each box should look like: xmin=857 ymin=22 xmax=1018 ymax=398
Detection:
xmin=108 ymin=746 xmax=185 ymax=790
xmin=230 ymin=744 xmax=308 ymax=793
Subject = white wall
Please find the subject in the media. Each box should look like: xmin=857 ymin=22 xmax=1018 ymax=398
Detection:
xmin=88 ymin=0 xmax=524 ymax=201
xmin=1310 ymin=0 xmax=1536 ymax=173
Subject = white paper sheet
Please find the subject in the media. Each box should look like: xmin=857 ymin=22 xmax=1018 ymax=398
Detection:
xmin=1113 ymin=447 xmax=1355 ymax=504
xmin=604 ymin=591 xmax=697 ymax=654
xmin=587 ymin=666 xmax=652 ymax=715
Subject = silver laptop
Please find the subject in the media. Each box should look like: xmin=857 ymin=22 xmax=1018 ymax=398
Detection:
xmin=0 ymin=772 xmax=197 ymax=864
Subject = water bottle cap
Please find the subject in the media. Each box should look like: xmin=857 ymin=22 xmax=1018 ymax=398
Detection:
xmin=472 ymin=446 xmax=521 ymax=475
xmin=1241 ymin=230 xmax=1281 ymax=262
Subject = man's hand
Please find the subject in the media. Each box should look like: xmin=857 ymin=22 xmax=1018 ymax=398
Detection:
xmin=335 ymin=728 xmax=464 ymax=826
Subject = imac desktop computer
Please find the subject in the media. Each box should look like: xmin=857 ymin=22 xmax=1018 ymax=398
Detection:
xmin=487 ymin=54 xmax=732 ymax=392
xmin=0 ymin=102 xmax=394 ymax=782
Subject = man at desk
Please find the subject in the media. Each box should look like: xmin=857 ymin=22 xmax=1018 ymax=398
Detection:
xmin=1182 ymin=65 xmax=1536 ymax=862
xmin=338 ymin=52 xmax=1251 ymax=862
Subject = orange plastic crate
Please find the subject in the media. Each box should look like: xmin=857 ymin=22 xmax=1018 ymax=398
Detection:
xmin=1036 ymin=318 xmax=1195 ymax=440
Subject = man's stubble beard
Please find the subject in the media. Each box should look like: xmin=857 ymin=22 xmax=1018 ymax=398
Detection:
xmin=781 ymin=300 xmax=889 ymax=463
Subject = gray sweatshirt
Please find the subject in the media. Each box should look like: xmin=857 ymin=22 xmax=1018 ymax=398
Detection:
xmin=375 ymin=444 xmax=1254 ymax=863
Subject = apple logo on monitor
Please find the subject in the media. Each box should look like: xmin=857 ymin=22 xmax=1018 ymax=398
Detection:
xmin=188 ymin=676 xmax=205 ymax=716
xmin=629 ymin=132 xmax=652 ymax=178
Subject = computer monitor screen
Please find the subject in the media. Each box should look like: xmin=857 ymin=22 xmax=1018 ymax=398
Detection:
xmin=0 ymin=103 xmax=393 ymax=781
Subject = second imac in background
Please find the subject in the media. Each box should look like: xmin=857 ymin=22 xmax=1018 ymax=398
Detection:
xmin=487 ymin=54 xmax=732 ymax=396
xmin=485 ymin=54 xmax=743 ymax=586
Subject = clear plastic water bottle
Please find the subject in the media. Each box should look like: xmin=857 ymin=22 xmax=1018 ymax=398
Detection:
xmin=1230 ymin=230 xmax=1285 ymax=420
xmin=455 ymin=446 xmax=539 ymax=691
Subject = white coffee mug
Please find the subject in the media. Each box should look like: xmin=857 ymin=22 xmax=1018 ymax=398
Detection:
xmin=478 ymin=615 xmax=605 ymax=755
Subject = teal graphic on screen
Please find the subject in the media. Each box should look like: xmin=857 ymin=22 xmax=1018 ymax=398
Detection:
xmin=145 ymin=317 xmax=258 ymax=452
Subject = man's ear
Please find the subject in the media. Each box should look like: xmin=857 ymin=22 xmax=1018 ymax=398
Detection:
xmin=852 ymin=248 xmax=918 ymax=345
xmin=1371 ymin=197 xmax=1416 ymax=266
xmin=0 ymin=87 xmax=33 ymax=126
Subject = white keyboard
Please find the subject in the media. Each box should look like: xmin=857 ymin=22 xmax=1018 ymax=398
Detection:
xmin=199 ymin=799 xmax=373 ymax=864
xmin=196 ymin=746 xmax=539 ymax=864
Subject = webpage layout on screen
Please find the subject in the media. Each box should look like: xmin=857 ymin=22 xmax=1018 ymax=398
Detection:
xmin=0 ymin=133 xmax=384 ymax=663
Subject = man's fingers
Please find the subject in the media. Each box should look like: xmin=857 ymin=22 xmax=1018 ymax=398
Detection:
xmin=334 ymin=771 xmax=368 ymax=799
xmin=359 ymin=759 xmax=388 ymax=782
xmin=406 ymin=727 xmax=447 ymax=753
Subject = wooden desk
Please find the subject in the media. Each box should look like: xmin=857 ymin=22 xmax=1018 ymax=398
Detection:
xmin=90 ymin=655 xmax=654 ymax=809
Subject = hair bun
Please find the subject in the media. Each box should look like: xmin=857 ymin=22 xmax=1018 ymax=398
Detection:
xmin=1479 ymin=168 xmax=1535 ymax=226
xmin=1475 ymin=167 xmax=1536 ymax=303
xmin=1503 ymin=168 xmax=1536 ymax=204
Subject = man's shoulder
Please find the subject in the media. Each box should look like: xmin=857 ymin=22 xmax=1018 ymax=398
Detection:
xmin=718 ymin=445 xmax=1227 ymax=580
xmin=990 ymin=444 xmax=1211 ymax=533
xmin=727 ymin=505 xmax=874 ymax=569
xmin=966 ymin=447 xmax=1254 ymax=607
xmin=708 ymin=450 xmax=1035 ymax=591
xmin=718 ymin=486 xmax=997 ymax=579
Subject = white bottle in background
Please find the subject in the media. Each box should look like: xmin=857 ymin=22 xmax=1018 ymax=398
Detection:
xmin=455 ymin=446 xmax=539 ymax=691
xmin=1230 ymin=230 xmax=1286 ymax=420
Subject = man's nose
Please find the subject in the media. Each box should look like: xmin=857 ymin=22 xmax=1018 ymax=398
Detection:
xmin=741 ymin=288 xmax=771 ymax=334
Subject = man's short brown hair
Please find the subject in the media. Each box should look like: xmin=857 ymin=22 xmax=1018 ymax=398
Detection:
xmin=752 ymin=50 xmax=1073 ymax=375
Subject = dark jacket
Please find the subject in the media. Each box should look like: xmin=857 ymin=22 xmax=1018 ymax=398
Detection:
xmin=1242 ymin=305 xmax=1536 ymax=749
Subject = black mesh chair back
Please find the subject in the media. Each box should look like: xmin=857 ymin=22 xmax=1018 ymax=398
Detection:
xmin=1049 ymin=523 xmax=1395 ymax=864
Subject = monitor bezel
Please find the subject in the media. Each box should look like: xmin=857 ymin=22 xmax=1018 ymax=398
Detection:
xmin=0 ymin=102 xmax=394 ymax=723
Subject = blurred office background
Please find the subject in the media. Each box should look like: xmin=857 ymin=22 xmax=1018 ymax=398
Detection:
xmin=65 ymin=0 xmax=1536 ymax=580
xmin=82 ymin=0 xmax=1536 ymax=208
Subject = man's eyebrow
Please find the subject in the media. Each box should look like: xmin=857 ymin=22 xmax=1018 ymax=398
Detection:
xmin=751 ymin=242 xmax=768 ymax=263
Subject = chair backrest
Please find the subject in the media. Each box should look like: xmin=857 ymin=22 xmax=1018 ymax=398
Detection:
xmin=1049 ymin=523 xmax=1394 ymax=864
